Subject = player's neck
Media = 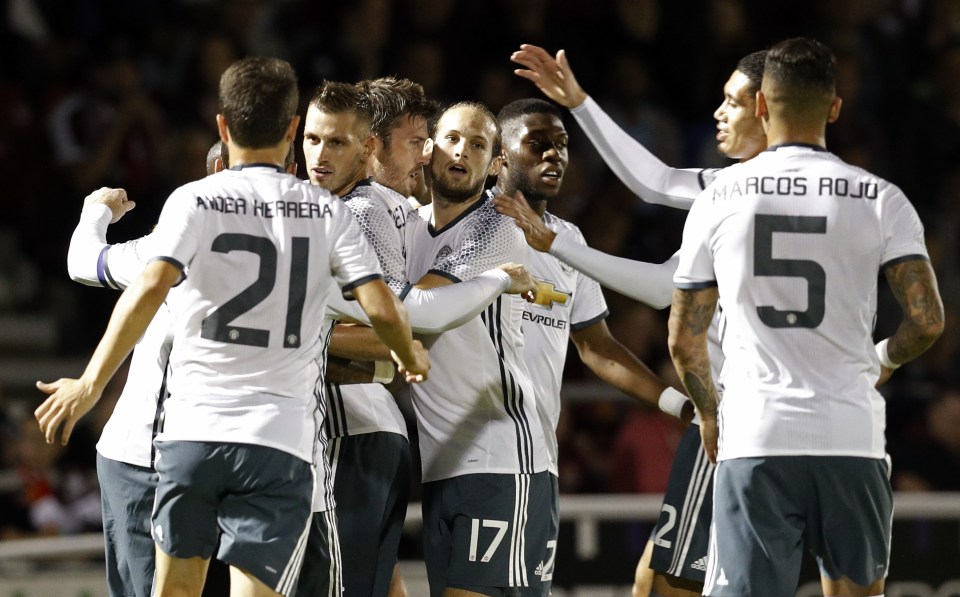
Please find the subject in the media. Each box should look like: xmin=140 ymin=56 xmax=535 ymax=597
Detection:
xmin=431 ymin=192 xmax=484 ymax=229
xmin=227 ymin=143 xmax=290 ymax=171
xmin=764 ymin=122 xmax=827 ymax=150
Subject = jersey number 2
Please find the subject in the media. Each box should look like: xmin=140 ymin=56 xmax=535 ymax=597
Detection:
xmin=754 ymin=215 xmax=826 ymax=329
xmin=201 ymin=233 xmax=309 ymax=348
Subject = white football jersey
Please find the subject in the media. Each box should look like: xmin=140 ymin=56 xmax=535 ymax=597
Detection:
xmin=324 ymin=179 xmax=409 ymax=441
xmin=404 ymin=197 xmax=549 ymax=481
xmin=519 ymin=211 xmax=608 ymax=476
xmin=676 ymin=145 xmax=929 ymax=460
xmin=143 ymin=165 xmax=383 ymax=464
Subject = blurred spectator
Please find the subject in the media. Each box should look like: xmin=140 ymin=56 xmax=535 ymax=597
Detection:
xmin=890 ymin=389 xmax=960 ymax=491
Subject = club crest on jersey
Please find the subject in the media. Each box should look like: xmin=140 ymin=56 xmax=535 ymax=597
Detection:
xmin=434 ymin=245 xmax=453 ymax=265
xmin=533 ymin=280 xmax=569 ymax=310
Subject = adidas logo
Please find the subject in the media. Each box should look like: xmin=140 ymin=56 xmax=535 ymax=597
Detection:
xmin=534 ymin=561 xmax=544 ymax=577
xmin=717 ymin=568 xmax=729 ymax=586
xmin=691 ymin=556 xmax=707 ymax=571
xmin=153 ymin=524 xmax=164 ymax=543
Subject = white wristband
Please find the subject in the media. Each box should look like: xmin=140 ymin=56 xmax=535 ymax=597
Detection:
xmin=373 ymin=361 xmax=395 ymax=384
xmin=875 ymin=339 xmax=901 ymax=370
xmin=658 ymin=387 xmax=688 ymax=419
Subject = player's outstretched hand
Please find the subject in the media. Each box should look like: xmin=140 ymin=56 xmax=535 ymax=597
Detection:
xmin=699 ymin=413 xmax=719 ymax=463
xmin=85 ymin=187 xmax=135 ymax=224
xmin=35 ymin=378 xmax=102 ymax=445
xmin=492 ymin=191 xmax=556 ymax=253
xmin=393 ymin=340 xmax=430 ymax=383
xmin=497 ymin=262 xmax=537 ymax=300
xmin=511 ymin=44 xmax=588 ymax=109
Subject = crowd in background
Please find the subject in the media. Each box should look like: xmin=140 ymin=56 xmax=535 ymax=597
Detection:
xmin=1 ymin=0 xmax=959 ymax=539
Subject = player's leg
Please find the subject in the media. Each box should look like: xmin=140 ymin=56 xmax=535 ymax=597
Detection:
xmin=808 ymin=456 xmax=892 ymax=597
xmin=97 ymin=454 xmax=158 ymax=597
xmin=704 ymin=457 xmax=806 ymax=597
xmin=295 ymin=508 xmax=342 ymax=597
xmin=645 ymin=424 xmax=713 ymax=597
xmin=229 ymin=565 xmax=286 ymax=597
xmin=423 ymin=472 xmax=551 ymax=597
xmin=154 ymin=550 xmax=210 ymax=597
xmin=632 ymin=540 xmax=655 ymax=597
xmin=520 ymin=472 xmax=558 ymax=597
xmin=327 ymin=432 xmax=411 ymax=596
xmin=388 ymin=563 xmax=409 ymax=597
xmin=213 ymin=444 xmax=314 ymax=597
xmin=151 ymin=441 xmax=229 ymax=596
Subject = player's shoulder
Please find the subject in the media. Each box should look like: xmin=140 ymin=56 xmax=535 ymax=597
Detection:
xmin=543 ymin=211 xmax=587 ymax=243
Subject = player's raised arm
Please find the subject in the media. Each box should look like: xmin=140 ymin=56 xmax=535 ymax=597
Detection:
xmin=493 ymin=191 xmax=676 ymax=309
xmin=511 ymin=44 xmax=704 ymax=211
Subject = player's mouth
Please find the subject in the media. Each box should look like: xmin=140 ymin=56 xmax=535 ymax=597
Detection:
xmin=447 ymin=162 xmax=469 ymax=176
xmin=311 ymin=166 xmax=333 ymax=180
xmin=540 ymin=167 xmax=563 ymax=185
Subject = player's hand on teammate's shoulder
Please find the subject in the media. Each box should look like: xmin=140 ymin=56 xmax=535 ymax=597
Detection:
xmin=34 ymin=377 xmax=102 ymax=446
xmin=511 ymin=44 xmax=588 ymax=109
xmin=85 ymin=187 xmax=136 ymax=224
xmin=392 ymin=340 xmax=430 ymax=383
xmin=497 ymin=262 xmax=537 ymax=301
xmin=491 ymin=191 xmax=556 ymax=253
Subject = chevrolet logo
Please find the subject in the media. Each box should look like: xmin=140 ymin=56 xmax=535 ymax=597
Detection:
xmin=534 ymin=281 xmax=569 ymax=309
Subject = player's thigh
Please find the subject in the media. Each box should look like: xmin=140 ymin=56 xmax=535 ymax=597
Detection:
xmin=422 ymin=472 xmax=551 ymax=597
xmin=648 ymin=424 xmax=713 ymax=586
xmin=705 ymin=457 xmax=807 ymax=597
xmin=807 ymin=456 xmax=892 ymax=589
xmin=97 ymin=454 xmax=158 ymax=597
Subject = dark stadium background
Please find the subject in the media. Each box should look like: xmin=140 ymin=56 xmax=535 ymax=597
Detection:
xmin=0 ymin=0 xmax=957 ymax=593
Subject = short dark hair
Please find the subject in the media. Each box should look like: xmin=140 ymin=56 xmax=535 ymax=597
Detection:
xmin=309 ymin=80 xmax=373 ymax=130
xmin=435 ymin=101 xmax=502 ymax=158
xmin=362 ymin=76 xmax=438 ymax=144
xmin=736 ymin=50 xmax=767 ymax=96
xmin=496 ymin=98 xmax=564 ymax=145
xmin=218 ymin=57 xmax=298 ymax=149
xmin=763 ymin=38 xmax=836 ymax=117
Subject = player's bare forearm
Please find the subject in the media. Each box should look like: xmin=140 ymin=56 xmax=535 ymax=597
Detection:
xmin=572 ymin=322 xmax=667 ymax=407
xmin=667 ymin=287 xmax=719 ymax=418
xmin=353 ymin=279 xmax=430 ymax=380
xmin=883 ymin=258 xmax=945 ymax=364
xmin=325 ymin=357 xmax=377 ymax=385
xmin=329 ymin=324 xmax=392 ymax=361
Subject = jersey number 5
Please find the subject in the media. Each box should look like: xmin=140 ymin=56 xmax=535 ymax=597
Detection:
xmin=754 ymin=215 xmax=826 ymax=329
xmin=201 ymin=233 xmax=309 ymax=348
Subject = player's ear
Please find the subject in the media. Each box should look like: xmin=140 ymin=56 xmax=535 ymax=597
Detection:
xmin=756 ymin=91 xmax=768 ymax=120
xmin=827 ymin=96 xmax=842 ymax=124
xmin=285 ymin=116 xmax=301 ymax=144
xmin=216 ymin=114 xmax=230 ymax=143
xmin=422 ymin=137 xmax=434 ymax=159
xmin=488 ymin=154 xmax=504 ymax=177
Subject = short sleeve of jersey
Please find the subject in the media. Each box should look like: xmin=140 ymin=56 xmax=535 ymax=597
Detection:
xmin=141 ymin=187 xmax=204 ymax=271
xmin=880 ymin=183 xmax=929 ymax=267
xmin=327 ymin=198 xmax=384 ymax=296
xmin=343 ymin=192 xmax=407 ymax=295
xmin=432 ymin=208 xmax=522 ymax=282
xmin=100 ymin=235 xmax=154 ymax=289
xmin=561 ymin=221 xmax=608 ymax=328
xmin=674 ymin=189 xmax=719 ymax=289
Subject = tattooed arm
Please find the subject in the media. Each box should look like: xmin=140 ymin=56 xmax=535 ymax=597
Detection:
xmin=668 ymin=286 xmax=720 ymax=462
xmin=877 ymin=258 xmax=944 ymax=383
